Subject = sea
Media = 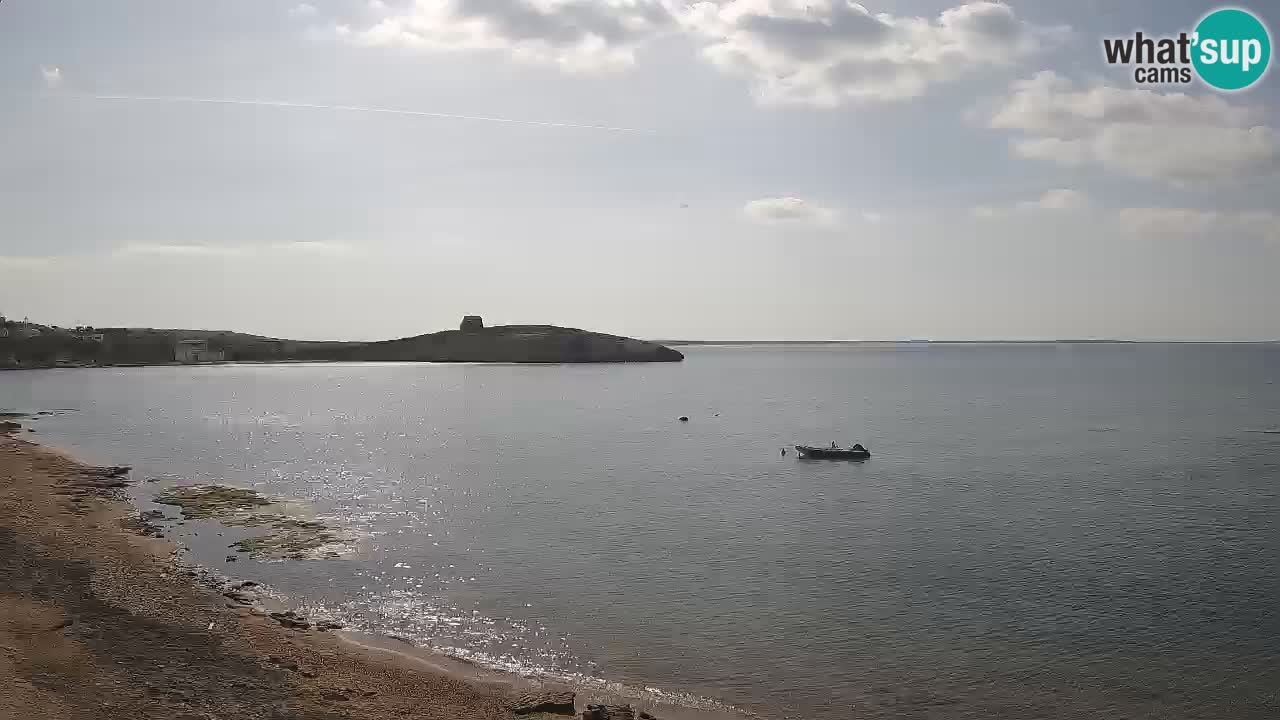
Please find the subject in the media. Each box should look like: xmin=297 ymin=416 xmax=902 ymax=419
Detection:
xmin=3 ymin=343 xmax=1279 ymax=719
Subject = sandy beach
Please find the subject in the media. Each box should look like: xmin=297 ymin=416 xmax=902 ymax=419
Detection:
xmin=0 ymin=433 xmax=533 ymax=720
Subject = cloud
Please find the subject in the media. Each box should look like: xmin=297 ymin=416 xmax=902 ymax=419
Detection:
xmin=112 ymin=242 xmax=361 ymax=258
xmin=679 ymin=1 xmax=1066 ymax=105
xmin=1116 ymin=208 xmax=1280 ymax=243
xmin=288 ymin=3 xmax=318 ymax=19
xmin=972 ymin=187 xmax=1089 ymax=218
xmin=267 ymin=241 xmax=359 ymax=256
xmin=40 ymin=66 xmax=63 ymax=89
xmin=969 ymin=195 xmax=1278 ymax=244
xmin=341 ymin=0 xmax=675 ymax=71
xmin=1025 ymin=187 xmax=1089 ymax=211
xmin=333 ymin=1 xmax=1062 ymax=97
xmin=989 ymin=71 xmax=1279 ymax=185
xmin=114 ymin=244 xmax=250 ymax=258
xmin=2 ymin=243 xmax=365 ymax=274
xmin=744 ymin=197 xmax=836 ymax=225
xmin=0 ymin=255 xmax=60 ymax=269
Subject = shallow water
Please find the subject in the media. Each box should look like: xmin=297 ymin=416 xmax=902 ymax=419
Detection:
xmin=4 ymin=344 xmax=1280 ymax=718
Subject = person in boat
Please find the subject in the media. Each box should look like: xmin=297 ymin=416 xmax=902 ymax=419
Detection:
xmin=831 ymin=441 xmax=838 ymax=449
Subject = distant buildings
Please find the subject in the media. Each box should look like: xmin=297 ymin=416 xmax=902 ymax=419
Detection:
xmin=73 ymin=326 xmax=105 ymax=343
xmin=174 ymin=339 xmax=225 ymax=364
xmin=460 ymin=315 xmax=484 ymax=332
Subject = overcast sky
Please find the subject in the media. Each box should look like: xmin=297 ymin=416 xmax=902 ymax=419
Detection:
xmin=1 ymin=1 xmax=1277 ymax=340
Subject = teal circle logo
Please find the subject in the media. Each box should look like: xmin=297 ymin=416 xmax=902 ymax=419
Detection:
xmin=1192 ymin=8 xmax=1271 ymax=90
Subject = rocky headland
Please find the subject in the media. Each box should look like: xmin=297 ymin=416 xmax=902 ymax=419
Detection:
xmin=0 ymin=315 xmax=683 ymax=368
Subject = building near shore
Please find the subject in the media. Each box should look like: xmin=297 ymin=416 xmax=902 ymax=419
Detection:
xmin=74 ymin=326 xmax=105 ymax=342
xmin=174 ymin=339 xmax=224 ymax=364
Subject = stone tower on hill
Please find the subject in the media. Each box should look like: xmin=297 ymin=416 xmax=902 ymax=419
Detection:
xmin=459 ymin=315 xmax=484 ymax=332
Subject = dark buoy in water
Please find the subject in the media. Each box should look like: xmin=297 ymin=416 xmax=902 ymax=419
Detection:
xmin=679 ymin=416 xmax=689 ymax=422
xmin=781 ymin=448 xmax=787 ymax=456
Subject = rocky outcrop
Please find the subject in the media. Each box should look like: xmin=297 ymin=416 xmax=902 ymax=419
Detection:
xmin=351 ymin=325 xmax=684 ymax=363
xmin=512 ymin=689 xmax=577 ymax=715
xmin=581 ymin=704 xmax=642 ymax=720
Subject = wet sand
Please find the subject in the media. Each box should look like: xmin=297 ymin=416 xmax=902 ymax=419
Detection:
xmin=0 ymin=434 xmax=519 ymax=720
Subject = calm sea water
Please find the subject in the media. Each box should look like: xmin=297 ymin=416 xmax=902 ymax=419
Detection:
xmin=3 ymin=345 xmax=1280 ymax=719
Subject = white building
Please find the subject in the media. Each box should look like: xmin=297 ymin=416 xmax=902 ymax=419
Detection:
xmin=174 ymin=339 xmax=225 ymax=363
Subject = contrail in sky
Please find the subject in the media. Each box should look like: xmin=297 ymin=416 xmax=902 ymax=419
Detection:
xmin=71 ymin=93 xmax=650 ymax=134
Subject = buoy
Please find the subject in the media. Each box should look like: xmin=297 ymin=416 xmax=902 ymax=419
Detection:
xmin=678 ymin=416 xmax=689 ymax=422
xmin=781 ymin=448 xmax=786 ymax=456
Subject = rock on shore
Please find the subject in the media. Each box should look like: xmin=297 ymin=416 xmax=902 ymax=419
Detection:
xmin=512 ymin=689 xmax=577 ymax=715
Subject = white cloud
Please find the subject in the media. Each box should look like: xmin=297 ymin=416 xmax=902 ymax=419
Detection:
xmin=970 ymin=197 xmax=1278 ymax=244
xmin=972 ymin=187 xmax=1089 ymax=218
xmin=4 ymin=243 xmax=365 ymax=273
xmin=40 ymin=66 xmax=63 ymax=89
xmin=860 ymin=211 xmax=883 ymax=223
xmin=114 ymin=244 xmax=250 ymax=258
xmin=288 ymin=3 xmax=318 ymax=19
xmin=341 ymin=0 xmax=674 ymax=72
xmin=268 ymin=241 xmax=359 ymax=256
xmin=990 ymin=71 xmax=1279 ymax=185
xmin=1117 ymin=208 xmax=1280 ymax=243
xmin=679 ymin=1 xmax=1065 ymax=106
xmin=744 ymin=197 xmax=836 ymax=225
xmin=112 ymin=242 xmax=360 ymax=259
xmin=334 ymin=1 xmax=1062 ymax=96
xmin=1026 ymin=187 xmax=1089 ymax=211
xmin=0 ymin=255 xmax=60 ymax=269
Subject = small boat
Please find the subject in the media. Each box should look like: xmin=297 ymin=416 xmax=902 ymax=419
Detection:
xmin=794 ymin=444 xmax=870 ymax=460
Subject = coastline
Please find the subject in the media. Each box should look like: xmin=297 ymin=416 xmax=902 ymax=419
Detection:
xmin=0 ymin=433 xmax=757 ymax=720
xmin=0 ymin=433 xmax=518 ymax=719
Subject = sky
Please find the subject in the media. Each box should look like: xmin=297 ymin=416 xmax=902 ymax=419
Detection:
xmin=1 ymin=0 xmax=1278 ymax=341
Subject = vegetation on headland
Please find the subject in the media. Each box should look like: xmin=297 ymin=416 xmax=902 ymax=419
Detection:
xmin=0 ymin=315 xmax=683 ymax=368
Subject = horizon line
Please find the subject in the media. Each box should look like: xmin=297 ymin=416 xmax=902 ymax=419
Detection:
xmin=656 ymin=339 xmax=1280 ymax=345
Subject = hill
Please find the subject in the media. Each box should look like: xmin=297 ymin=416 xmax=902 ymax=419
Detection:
xmin=0 ymin=317 xmax=683 ymax=368
xmin=353 ymin=325 xmax=683 ymax=363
